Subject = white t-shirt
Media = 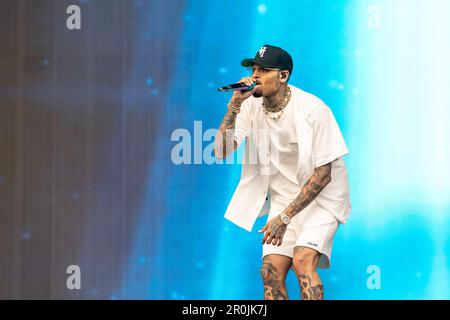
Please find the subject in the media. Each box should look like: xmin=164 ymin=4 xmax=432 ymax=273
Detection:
xmin=226 ymin=85 xmax=350 ymax=231
xmin=263 ymin=102 xmax=304 ymax=209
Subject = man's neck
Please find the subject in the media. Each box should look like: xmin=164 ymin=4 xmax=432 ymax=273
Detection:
xmin=263 ymin=84 xmax=288 ymax=109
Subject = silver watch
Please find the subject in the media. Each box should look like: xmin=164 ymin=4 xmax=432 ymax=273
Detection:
xmin=280 ymin=213 xmax=291 ymax=225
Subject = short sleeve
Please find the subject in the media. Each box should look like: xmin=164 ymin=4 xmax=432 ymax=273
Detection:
xmin=234 ymin=99 xmax=252 ymax=148
xmin=310 ymin=104 xmax=349 ymax=167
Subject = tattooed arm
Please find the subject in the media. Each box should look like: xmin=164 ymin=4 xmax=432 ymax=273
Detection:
xmin=259 ymin=162 xmax=332 ymax=246
xmin=284 ymin=162 xmax=332 ymax=219
xmin=214 ymin=76 xmax=258 ymax=159
xmin=213 ymin=104 xmax=240 ymax=159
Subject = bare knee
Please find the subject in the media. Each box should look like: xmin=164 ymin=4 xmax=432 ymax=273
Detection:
xmin=292 ymin=247 xmax=320 ymax=274
xmin=260 ymin=256 xmax=290 ymax=284
xmin=260 ymin=261 xmax=281 ymax=283
xmin=260 ymin=258 xmax=289 ymax=300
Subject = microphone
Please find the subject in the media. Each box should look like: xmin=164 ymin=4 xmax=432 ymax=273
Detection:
xmin=218 ymin=81 xmax=258 ymax=92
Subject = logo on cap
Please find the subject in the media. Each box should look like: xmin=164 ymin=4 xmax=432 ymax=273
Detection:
xmin=258 ymin=46 xmax=267 ymax=58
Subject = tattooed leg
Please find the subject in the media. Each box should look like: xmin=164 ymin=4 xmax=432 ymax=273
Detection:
xmin=260 ymin=255 xmax=291 ymax=300
xmin=298 ymin=273 xmax=324 ymax=300
xmin=293 ymin=246 xmax=324 ymax=300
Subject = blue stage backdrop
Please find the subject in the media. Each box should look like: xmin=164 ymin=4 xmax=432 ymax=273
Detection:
xmin=0 ymin=0 xmax=449 ymax=299
xmin=121 ymin=0 xmax=450 ymax=299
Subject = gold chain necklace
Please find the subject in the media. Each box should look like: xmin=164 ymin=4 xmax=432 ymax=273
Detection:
xmin=263 ymin=86 xmax=291 ymax=120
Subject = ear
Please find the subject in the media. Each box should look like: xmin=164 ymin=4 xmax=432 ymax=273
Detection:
xmin=280 ymin=70 xmax=289 ymax=83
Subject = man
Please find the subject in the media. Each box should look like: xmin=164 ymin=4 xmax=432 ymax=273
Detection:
xmin=214 ymin=44 xmax=351 ymax=300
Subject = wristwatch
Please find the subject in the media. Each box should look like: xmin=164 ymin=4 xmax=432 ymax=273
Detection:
xmin=280 ymin=213 xmax=291 ymax=225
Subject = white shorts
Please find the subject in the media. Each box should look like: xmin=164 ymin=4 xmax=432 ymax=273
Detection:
xmin=262 ymin=199 xmax=339 ymax=269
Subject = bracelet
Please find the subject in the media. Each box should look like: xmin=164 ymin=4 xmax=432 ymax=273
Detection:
xmin=227 ymin=100 xmax=241 ymax=114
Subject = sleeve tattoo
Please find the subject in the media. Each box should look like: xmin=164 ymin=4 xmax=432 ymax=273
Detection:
xmin=214 ymin=110 xmax=238 ymax=159
xmin=284 ymin=162 xmax=332 ymax=218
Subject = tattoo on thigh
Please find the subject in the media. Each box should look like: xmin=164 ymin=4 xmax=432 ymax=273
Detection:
xmin=298 ymin=273 xmax=324 ymax=300
xmin=261 ymin=262 xmax=288 ymax=300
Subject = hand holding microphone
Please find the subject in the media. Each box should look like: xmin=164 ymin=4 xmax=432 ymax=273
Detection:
xmin=218 ymin=82 xmax=256 ymax=92
xmin=218 ymin=77 xmax=260 ymax=91
xmin=219 ymin=77 xmax=260 ymax=104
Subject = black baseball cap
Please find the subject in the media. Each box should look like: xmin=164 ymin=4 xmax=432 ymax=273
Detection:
xmin=241 ymin=44 xmax=293 ymax=75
